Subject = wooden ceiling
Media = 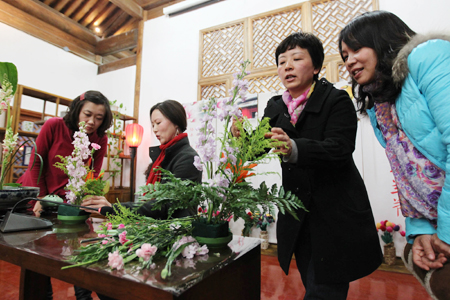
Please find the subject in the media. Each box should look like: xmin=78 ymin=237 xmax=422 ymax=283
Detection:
xmin=0 ymin=0 xmax=187 ymax=74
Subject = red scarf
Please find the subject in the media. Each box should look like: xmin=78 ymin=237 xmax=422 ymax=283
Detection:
xmin=146 ymin=133 xmax=188 ymax=185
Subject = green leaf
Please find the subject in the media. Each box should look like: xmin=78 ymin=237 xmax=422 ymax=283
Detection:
xmin=0 ymin=62 xmax=18 ymax=94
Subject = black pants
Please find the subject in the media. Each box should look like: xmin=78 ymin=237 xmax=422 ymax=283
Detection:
xmin=294 ymin=221 xmax=349 ymax=300
xmin=74 ymin=286 xmax=93 ymax=300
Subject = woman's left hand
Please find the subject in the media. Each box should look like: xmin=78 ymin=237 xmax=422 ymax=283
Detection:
xmin=431 ymin=233 xmax=450 ymax=258
xmin=266 ymin=127 xmax=292 ymax=157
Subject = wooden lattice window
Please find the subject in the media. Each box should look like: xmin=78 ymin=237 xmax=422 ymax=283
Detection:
xmin=251 ymin=8 xmax=302 ymax=70
xmin=199 ymin=0 xmax=378 ymax=100
xmin=312 ymin=0 xmax=375 ymax=56
xmin=248 ymin=75 xmax=284 ymax=95
xmin=338 ymin=63 xmax=350 ymax=82
xmin=201 ymin=23 xmax=245 ymax=78
xmin=199 ymin=82 xmax=228 ymax=101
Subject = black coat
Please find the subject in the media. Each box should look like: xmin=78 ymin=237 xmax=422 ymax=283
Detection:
xmin=264 ymin=78 xmax=382 ymax=284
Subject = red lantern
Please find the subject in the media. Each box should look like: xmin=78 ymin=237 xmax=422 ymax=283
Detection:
xmin=125 ymin=123 xmax=144 ymax=148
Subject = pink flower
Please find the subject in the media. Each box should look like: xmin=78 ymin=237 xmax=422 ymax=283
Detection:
xmin=107 ymin=223 xmax=112 ymax=230
xmin=108 ymin=250 xmax=124 ymax=270
xmin=136 ymin=243 xmax=158 ymax=261
xmin=182 ymin=244 xmax=197 ymax=259
xmin=91 ymin=143 xmax=101 ymax=150
xmin=102 ymin=240 xmax=109 ymax=245
xmin=118 ymin=224 xmax=125 ymax=229
xmin=119 ymin=231 xmax=128 ymax=245
xmin=196 ymin=244 xmax=209 ymax=256
xmin=98 ymin=234 xmax=106 ymax=238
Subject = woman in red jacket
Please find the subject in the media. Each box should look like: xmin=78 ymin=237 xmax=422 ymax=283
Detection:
xmin=17 ymin=90 xmax=113 ymax=215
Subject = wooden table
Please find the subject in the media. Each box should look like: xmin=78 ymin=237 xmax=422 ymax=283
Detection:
xmin=0 ymin=216 xmax=261 ymax=300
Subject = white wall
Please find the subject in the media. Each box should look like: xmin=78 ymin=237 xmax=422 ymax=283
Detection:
xmin=138 ymin=0 xmax=450 ymax=248
xmin=0 ymin=22 xmax=135 ymax=112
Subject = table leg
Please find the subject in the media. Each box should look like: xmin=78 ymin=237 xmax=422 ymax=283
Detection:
xmin=19 ymin=267 xmax=50 ymax=300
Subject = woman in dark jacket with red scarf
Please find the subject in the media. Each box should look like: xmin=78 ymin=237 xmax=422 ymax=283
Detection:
xmin=82 ymin=100 xmax=202 ymax=218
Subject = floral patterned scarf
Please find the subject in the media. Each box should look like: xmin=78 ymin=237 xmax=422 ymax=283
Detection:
xmin=282 ymin=82 xmax=316 ymax=125
xmin=374 ymin=102 xmax=444 ymax=225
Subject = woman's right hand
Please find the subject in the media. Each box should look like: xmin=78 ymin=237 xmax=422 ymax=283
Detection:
xmin=33 ymin=201 xmax=43 ymax=217
xmin=80 ymin=196 xmax=112 ymax=215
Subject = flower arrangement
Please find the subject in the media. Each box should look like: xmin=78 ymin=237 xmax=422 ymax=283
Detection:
xmin=376 ymin=220 xmax=405 ymax=244
xmin=63 ymin=205 xmax=206 ymax=279
xmin=241 ymin=211 xmax=261 ymax=237
xmin=62 ymin=60 xmax=306 ymax=279
xmin=0 ymin=62 xmax=42 ymax=189
xmin=54 ymin=122 xmax=108 ymax=205
xmin=139 ymin=60 xmax=306 ymax=226
xmin=257 ymin=213 xmax=275 ymax=232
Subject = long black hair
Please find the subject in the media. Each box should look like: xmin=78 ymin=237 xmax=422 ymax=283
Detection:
xmin=338 ymin=11 xmax=416 ymax=113
xmin=63 ymin=90 xmax=113 ymax=137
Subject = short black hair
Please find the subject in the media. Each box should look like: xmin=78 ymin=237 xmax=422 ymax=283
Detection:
xmin=150 ymin=100 xmax=187 ymax=133
xmin=275 ymin=32 xmax=324 ymax=81
xmin=63 ymin=90 xmax=113 ymax=137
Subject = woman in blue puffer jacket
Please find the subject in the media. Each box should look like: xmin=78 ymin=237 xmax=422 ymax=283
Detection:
xmin=339 ymin=10 xmax=450 ymax=300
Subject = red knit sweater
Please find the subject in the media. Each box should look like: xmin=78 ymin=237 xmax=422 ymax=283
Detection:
xmin=17 ymin=117 xmax=108 ymax=199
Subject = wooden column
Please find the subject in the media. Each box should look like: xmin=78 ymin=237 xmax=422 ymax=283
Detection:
xmin=133 ymin=15 xmax=145 ymax=123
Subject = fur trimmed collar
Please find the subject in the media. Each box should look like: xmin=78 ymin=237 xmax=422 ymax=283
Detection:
xmin=392 ymin=33 xmax=450 ymax=86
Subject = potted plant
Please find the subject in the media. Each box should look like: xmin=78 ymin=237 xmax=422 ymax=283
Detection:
xmin=0 ymin=62 xmax=41 ymax=211
xmin=241 ymin=210 xmax=260 ymax=237
xmin=54 ymin=122 xmax=109 ymax=224
xmin=257 ymin=213 xmax=275 ymax=249
xmin=376 ymin=220 xmax=406 ymax=265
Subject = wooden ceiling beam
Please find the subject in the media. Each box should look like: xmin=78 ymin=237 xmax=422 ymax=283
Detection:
xmin=0 ymin=1 xmax=98 ymax=64
xmin=114 ymin=18 xmax=138 ymax=36
xmin=102 ymin=11 xmax=129 ymax=37
xmin=81 ymin=0 xmax=110 ymax=27
xmin=2 ymin=0 xmax=98 ymax=45
xmin=136 ymin=0 xmax=171 ymax=9
xmin=109 ymin=0 xmax=144 ymax=19
xmin=97 ymin=8 xmax=122 ymax=37
xmin=72 ymin=0 xmax=98 ymax=22
xmin=88 ymin=3 xmax=116 ymax=30
xmin=53 ymin=0 xmax=70 ymax=12
xmin=98 ymin=55 xmax=136 ymax=74
xmin=64 ymin=0 xmax=84 ymax=18
xmin=96 ymin=28 xmax=138 ymax=56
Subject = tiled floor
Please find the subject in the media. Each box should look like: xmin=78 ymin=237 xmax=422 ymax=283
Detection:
xmin=1 ymin=255 xmax=432 ymax=300
xmin=261 ymin=255 xmax=432 ymax=300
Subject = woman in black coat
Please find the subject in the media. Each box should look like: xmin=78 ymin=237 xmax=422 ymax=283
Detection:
xmin=82 ymin=100 xmax=202 ymax=218
xmin=256 ymin=32 xmax=382 ymax=299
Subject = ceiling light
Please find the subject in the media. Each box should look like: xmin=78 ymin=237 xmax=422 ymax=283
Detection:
xmin=163 ymin=0 xmax=222 ymax=17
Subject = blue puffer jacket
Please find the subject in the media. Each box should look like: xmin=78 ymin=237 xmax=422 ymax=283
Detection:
xmin=367 ymin=34 xmax=450 ymax=244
